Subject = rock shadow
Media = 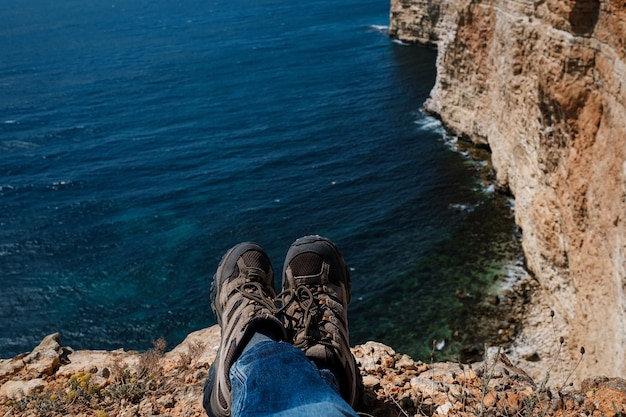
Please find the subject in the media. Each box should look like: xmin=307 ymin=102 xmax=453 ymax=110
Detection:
xmin=569 ymin=0 xmax=600 ymax=35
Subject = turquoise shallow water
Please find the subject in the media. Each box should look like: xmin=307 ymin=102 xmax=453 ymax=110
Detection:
xmin=0 ymin=0 xmax=522 ymax=360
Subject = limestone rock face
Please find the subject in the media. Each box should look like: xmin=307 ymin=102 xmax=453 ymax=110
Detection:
xmin=389 ymin=0 xmax=448 ymax=45
xmin=390 ymin=0 xmax=626 ymax=383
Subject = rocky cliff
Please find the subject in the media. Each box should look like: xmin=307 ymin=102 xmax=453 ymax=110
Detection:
xmin=390 ymin=0 xmax=626 ymax=384
xmin=2 ymin=330 xmax=625 ymax=417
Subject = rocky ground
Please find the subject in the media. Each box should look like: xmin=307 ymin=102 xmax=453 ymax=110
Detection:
xmin=1 ymin=326 xmax=624 ymax=417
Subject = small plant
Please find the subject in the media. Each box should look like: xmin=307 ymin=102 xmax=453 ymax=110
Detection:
xmin=560 ymin=346 xmax=585 ymax=389
xmin=3 ymin=371 xmax=109 ymax=417
xmin=478 ymin=346 xmax=501 ymax=416
xmin=138 ymin=337 xmax=167 ymax=378
xmin=430 ymin=339 xmax=437 ymax=397
xmin=68 ymin=371 xmax=103 ymax=399
xmin=178 ymin=341 xmax=205 ymax=371
xmin=104 ymin=368 xmax=158 ymax=404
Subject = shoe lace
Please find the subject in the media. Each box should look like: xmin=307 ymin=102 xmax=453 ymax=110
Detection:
xmin=236 ymin=266 xmax=278 ymax=313
xmin=279 ymin=284 xmax=336 ymax=349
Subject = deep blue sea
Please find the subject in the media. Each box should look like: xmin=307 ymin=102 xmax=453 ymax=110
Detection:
xmin=0 ymin=0 xmax=523 ymax=361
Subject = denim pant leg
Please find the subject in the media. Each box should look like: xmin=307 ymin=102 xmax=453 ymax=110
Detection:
xmin=229 ymin=340 xmax=359 ymax=417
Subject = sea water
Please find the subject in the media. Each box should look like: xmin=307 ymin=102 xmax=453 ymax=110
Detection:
xmin=0 ymin=0 xmax=523 ymax=360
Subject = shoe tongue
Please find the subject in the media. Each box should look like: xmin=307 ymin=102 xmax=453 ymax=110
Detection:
xmin=241 ymin=250 xmax=271 ymax=271
xmin=231 ymin=250 xmax=271 ymax=281
xmin=290 ymin=252 xmax=323 ymax=276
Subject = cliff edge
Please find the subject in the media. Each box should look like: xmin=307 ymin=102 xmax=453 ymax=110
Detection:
xmin=2 ymin=330 xmax=625 ymax=416
xmin=390 ymin=0 xmax=625 ymax=384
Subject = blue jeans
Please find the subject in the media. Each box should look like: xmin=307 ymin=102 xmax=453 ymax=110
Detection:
xmin=228 ymin=340 xmax=359 ymax=417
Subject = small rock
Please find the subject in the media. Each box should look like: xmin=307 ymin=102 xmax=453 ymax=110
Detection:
xmin=0 ymin=358 xmax=25 ymax=378
xmin=435 ymin=401 xmax=453 ymax=415
xmin=497 ymin=320 xmax=510 ymax=329
xmin=193 ymin=369 xmax=206 ymax=381
xmin=396 ymin=354 xmax=415 ymax=370
xmin=502 ymin=288 xmax=516 ymax=298
xmin=410 ymin=377 xmax=434 ymax=394
xmin=119 ymin=405 xmax=139 ymax=417
xmin=0 ymin=379 xmax=44 ymax=399
xmin=486 ymin=295 xmax=500 ymax=305
xmin=23 ymin=333 xmax=62 ymax=376
xmin=483 ymin=390 xmax=498 ymax=408
xmin=352 ymin=341 xmax=396 ymax=373
xmin=139 ymin=397 xmax=155 ymax=415
xmin=362 ymin=374 xmax=381 ymax=388
xmin=382 ymin=356 xmax=395 ymax=369
xmin=522 ymin=351 xmax=541 ymax=362
xmin=156 ymin=393 xmax=176 ymax=409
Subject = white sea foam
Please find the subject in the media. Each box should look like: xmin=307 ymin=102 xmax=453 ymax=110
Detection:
xmin=448 ymin=203 xmax=476 ymax=212
xmin=500 ymin=259 xmax=529 ymax=290
xmin=368 ymin=24 xmax=389 ymax=34
xmin=441 ymin=133 xmax=472 ymax=158
xmin=47 ymin=180 xmax=78 ymax=191
xmin=413 ymin=115 xmax=444 ymax=134
xmin=1 ymin=140 xmax=38 ymax=150
xmin=0 ymin=243 xmax=18 ymax=257
xmin=392 ymin=39 xmax=409 ymax=46
xmin=507 ymin=197 xmax=515 ymax=209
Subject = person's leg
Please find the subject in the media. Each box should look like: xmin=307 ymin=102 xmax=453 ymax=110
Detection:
xmin=229 ymin=339 xmax=359 ymax=417
xmin=281 ymin=235 xmax=363 ymax=409
xmin=203 ymin=241 xmax=360 ymax=417
xmin=203 ymin=242 xmax=286 ymax=417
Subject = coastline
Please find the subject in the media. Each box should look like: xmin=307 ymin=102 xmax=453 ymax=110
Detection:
xmin=392 ymin=0 xmax=626 ymax=383
xmin=432 ymin=129 xmax=536 ymax=363
xmin=425 ymin=115 xmax=581 ymax=387
xmin=422 ymin=86 xmax=603 ymax=389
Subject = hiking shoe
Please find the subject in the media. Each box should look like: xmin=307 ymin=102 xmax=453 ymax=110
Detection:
xmin=203 ymin=242 xmax=285 ymax=417
xmin=281 ymin=235 xmax=363 ymax=409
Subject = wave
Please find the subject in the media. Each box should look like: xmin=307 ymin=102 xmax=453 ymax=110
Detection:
xmin=413 ymin=115 xmax=444 ymax=133
xmin=368 ymin=24 xmax=389 ymax=34
xmin=392 ymin=39 xmax=409 ymax=46
xmin=440 ymin=133 xmax=474 ymax=159
xmin=1 ymin=140 xmax=39 ymax=150
xmin=500 ymin=259 xmax=528 ymax=291
xmin=481 ymin=184 xmax=495 ymax=195
xmin=448 ymin=203 xmax=476 ymax=213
